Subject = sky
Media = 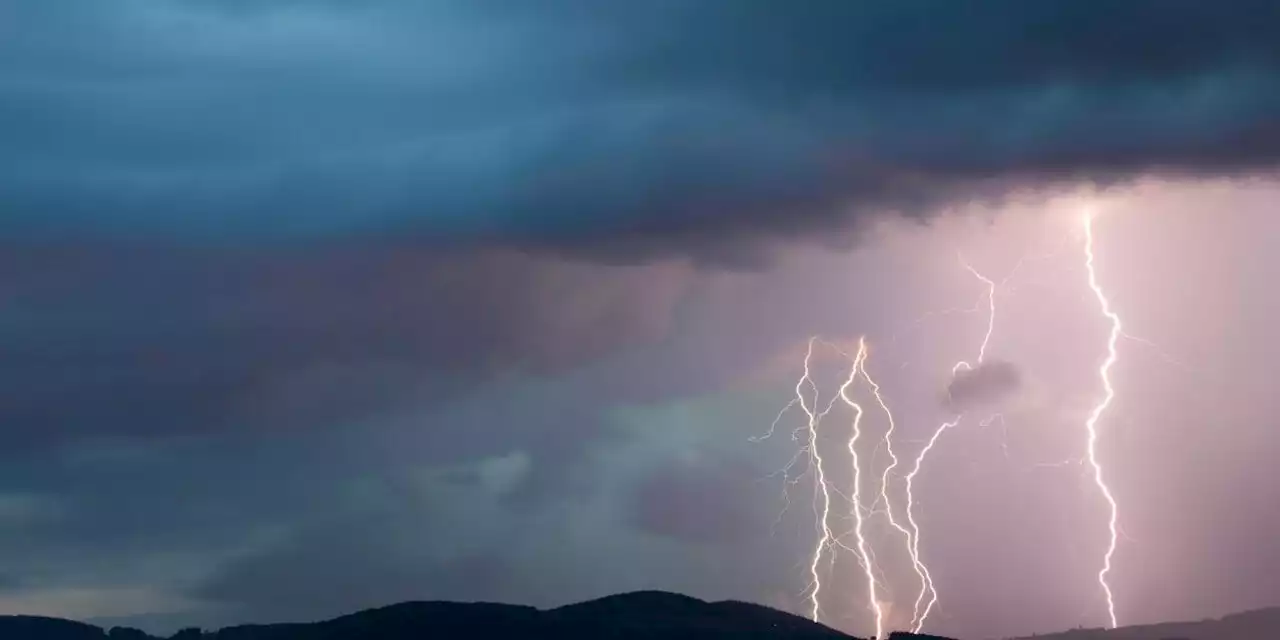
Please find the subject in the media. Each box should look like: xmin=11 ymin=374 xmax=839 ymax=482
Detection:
xmin=2 ymin=2 xmax=1280 ymax=639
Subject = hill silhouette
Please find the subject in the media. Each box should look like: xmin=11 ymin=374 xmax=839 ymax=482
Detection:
xmin=1004 ymin=605 xmax=1280 ymax=640
xmin=1 ymin=590 xmax=941 ymax=640
xmin=6 ymin=591 xmax=1280 ymax=640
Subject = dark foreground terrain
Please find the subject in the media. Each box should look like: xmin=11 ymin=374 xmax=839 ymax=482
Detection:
xmin=1004 ymin=605 xmax=1280 ymax=640
xmin=0 ymin=591 xmax=879 ymax=640
xmin=2 ymin=590 xmax=1278 ymax=640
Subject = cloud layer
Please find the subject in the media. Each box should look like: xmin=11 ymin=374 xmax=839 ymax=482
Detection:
xmin=5 ymin=5 xmax=1280 ymax=638
xmin=4 ymin=1 xmax=1280 ymax=259
xmin=0 ymin=245 xmax=692 ymax=448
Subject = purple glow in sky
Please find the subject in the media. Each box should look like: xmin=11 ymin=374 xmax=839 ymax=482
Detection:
xmin=739 ymin=188 xmax=1280 ymax=637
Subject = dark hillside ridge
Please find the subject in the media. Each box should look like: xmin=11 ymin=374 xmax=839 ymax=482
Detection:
xmin=1004 ymin=605 xmax=1280 ymax=640
xmin=9 ymin=590 xmax=1279 ymax=640
xmin=3 ymin=590 xmax=939 ymax=640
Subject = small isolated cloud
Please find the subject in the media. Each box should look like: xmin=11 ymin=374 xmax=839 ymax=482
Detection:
xmin=943 ymin=359 xmax=1022 ymax=412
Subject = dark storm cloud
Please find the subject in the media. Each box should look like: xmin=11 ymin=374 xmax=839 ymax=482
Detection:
xmin=186 ymin=403 xmax=800 ymax=625
xmin=0 ymin=573 xmax=24 ymax=592
xmin=943 ymin=359 xmax=1022 ymax=412
xmin=3 ymin=1 xmax=1280 ymax=259
xmin=194 ymin=516 xmax=513 ymax=621
xmin=627 ymin=456 xmax=771 ymax=545
xmin=0 ymin=244 xmax=689 ymax=447
xmin=187 ymin=453 xmax=572 ymax=622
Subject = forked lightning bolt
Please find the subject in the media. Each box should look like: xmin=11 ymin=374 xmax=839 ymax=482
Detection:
xmin=902 ymin=257 xmax=1002 ymax=634
xmin=758 ymin=210 xmax=1131 ymax=637
xmin=860 ymin=350 xmax=934 ymax=634
xmin=759 ymin=259 xmax=1006 ymax=638
xmin=792 ymin=338 xmax=839 ymax=623
xmin=840 ymin=339 xmax=885 ymax=640
xmin=759 ymin=337 xmax=891 ymax=636
xmin=1082 ymin=209 xmax=1123 ymax=629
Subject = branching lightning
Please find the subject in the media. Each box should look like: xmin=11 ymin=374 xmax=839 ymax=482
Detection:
xmin=757 ymin=262 xmax=1005 ymax=638
xmin=901 ymin=414 xmax=959 ymax=633
xmin=755 ymin=209 xmax=1136 ymax=638
xmin=861 ymin=349 xmax=934 ymax=633
xmin=1082 ymin=209 xmax=1123 ymax=629
xmin=840 ymin=339 xmax=886 ymax=640
xmin=754 ymin=336 xmax=897 ymax=635
xmin=792 ymin=338 xmax=839 ymax=623
xmin=901 ymin=256 xmax=1002 ymax=634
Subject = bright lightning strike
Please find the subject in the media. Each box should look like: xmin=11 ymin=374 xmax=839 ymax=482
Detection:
xmin=902 ymin=414 xmax=958 ymax=633
xmin=860 ymin=347 xmax=934 ymax=633
xmin=793 ymin=338 xmax=839 ymax=623
xmin=901 ymin=256 xmax=1002 ymax=634
xmin=757 ymin=337 xmax=894 ymax=636
xmin=760 ymin=258 xmax=1008 ymax=638
xmin=758 ymin=212 xmax=1137 ymax=638
xmin=963 ymin=257 xmax=1000 ymax=368
xmin=840 ymin=339 xmax=886 ymax=640
xmin=1082 ymin=209 xmax=1123 ymax=629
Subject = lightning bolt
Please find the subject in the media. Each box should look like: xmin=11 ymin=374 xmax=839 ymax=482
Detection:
xmin=757 ymin=337 xmax=892 ymax=636
xmin=902 ymin=256 xmax=1002 ymax=634
xmin=757 ymin=212 xmax=1131 ymax=638
xmin=793 ymin=338 xmax=839 ymax=623
xmin=761 ymin=258 xmax=1007 ymax=637
xmin=859 ymin=346 xmax=934 ymax=633
xmin=840 ymin=339 xmax=886 ymax=640
xmin=902 ymin=415 xmax=959 ymax=633
xmin=1082 ymin=209 xmax=1122 ymax=629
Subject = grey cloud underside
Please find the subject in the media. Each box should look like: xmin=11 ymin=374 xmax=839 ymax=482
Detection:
xmin=0 ymin=245 xmax=688 ymax=448
xmin=0 ymin=572 xmax=24 ymax=592
xmin=4 ymin=1 xmax=1280 ymax=259
xmin=628 ymin=455 xmax=771 ymax=545
xmin=193 ymin=515 xmax=513 ymax=620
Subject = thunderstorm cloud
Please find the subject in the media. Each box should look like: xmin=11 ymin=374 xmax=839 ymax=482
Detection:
xmin=944 ymin=360 xmax=1023 ymax=412
xmin=627 ymin=456 xmax=770 ymax=545
xmin=3 ymin=1 xmax=1280 ymax=260
xmin=5 ymin=3 xmax=1280 ymax=639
